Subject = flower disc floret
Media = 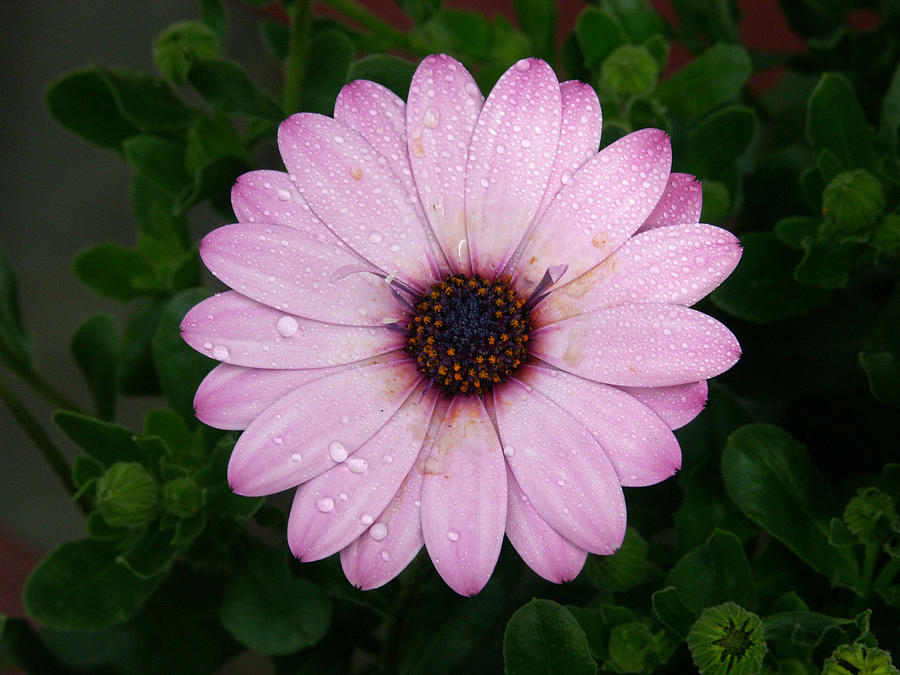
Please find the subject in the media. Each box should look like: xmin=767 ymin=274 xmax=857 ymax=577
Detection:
xmin=405 ymin=274 xmax=532 ymax=396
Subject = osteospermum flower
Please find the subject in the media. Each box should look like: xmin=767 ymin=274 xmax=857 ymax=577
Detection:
xmin=181 ymin=54 xmax=742 ymax=595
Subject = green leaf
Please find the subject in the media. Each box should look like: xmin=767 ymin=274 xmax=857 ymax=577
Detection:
xmin=123 ymin=135 xmax=191 ymax=198
xmin=513 ymin=0 xmax=557 ymax=60
xmin=23 ymin=539 xmax=159 ymax=630
xmin=201 ymin=0 xmax=227 ymax=41
xmin=85 ymin=511 xmax=129 ymax=541
xmin=301 ymin=30 xmax=355 ymax=115
xmin=667 ymin=529 xmax=756 ymax=613
xmin=71 ymin=314 xmax=118 ymax=419
xmin=219 ymin=544 xmax=333 ymax=655
xmin=710 ymin=232 xmax=829 ymax=323
xmin=97 ymin=68 xmax=194 ymax=132
xmin=652 ymin=587 xmax=697 ymax=640
xmin=118 ymin=527 xmax=178 ymax=579
xmin=859 ymin=351 xmax=900 ymax=407
xmin=699 ymin=180 xmax=730 ymax=223
xmin=0 ymin=248 xmax=32 ymax=372
xmin=794 ymin=239 xmax=869 ymax=289
xmin=153 ymin=20 xmax=221 ymax=85
xmin=396 ymin=0 xmax=442 ymax=24
xmin=413 ymin=10 xmax=492 ymax=62
xmin=72 ymin=243 xmax=158 ymax=303
xmin=575 ymin=8 xmax=627 ymax=72
xmin=72 ymin=454 xmax=105 ymax=488
xmin=347 ymin=55 xmax=417 ymax=99
xmin=117 ymin=298 xmax=165 ymax=395
xmin=820 ymin=169 xmax=885 ymax=240
xmin=0 ymin=614 xmax=70 ymax=674
xmin=807 ymin=73 xmax=877 ymax=170
xmin=503 ymin=599 xmax=596 ymax=675
xmin=655 ymin=44 xmax=751 ymax=120
xmin=54 ymin=410 xmax=148 ymax=468
xmin=880 ymin=61 xmax=900 ymax=154
xmin=722 ymin=424 xmax=860 ymax=589
xmin=144 ymin=408 xmax=195 ymax=461
xmin=188 ymin=59 xmax=282 ymax=119
xmin=151 ymin=288 xmax=214 ymax=421
xmin=585 ymin=527 xmax=648 ymax=591
xmin=764 ymin=611 xmax=855 ymax=649
xmin=45 ymin=68 xmax=137 ymax=149
xmin=180 ymin=114 xmax=251 ymax=211
xmin=600 ymin=44 xmax=659 ymax=96
xmin=685 ymin=106 xmax=756 ymax=180
xmin=598 ymin=0 xmax=663 ymax=43
xmin=774 ymin=216 xmax=819 ymax=250
xmin=607 ymin=622 xmax=671 ymax=673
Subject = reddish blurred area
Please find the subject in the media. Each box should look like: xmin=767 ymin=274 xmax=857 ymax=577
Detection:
xmin=1 ymin=524 xmax=41 ymax=616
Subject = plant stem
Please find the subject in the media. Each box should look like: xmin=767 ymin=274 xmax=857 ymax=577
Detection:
xmin=319 ymin=0 xmax=429 ymax=55
xmin=0 ymin=374 xmax=86 ymax=514
xmin=874 ymin=557 xmax=900 ymax=589
xmin=9 ymin=360 xmax=83 ymax=413
xmin=861 ymin=540 xmax=880 ymax=592
xmin=283 ymin=0 xmax=312 ymax=114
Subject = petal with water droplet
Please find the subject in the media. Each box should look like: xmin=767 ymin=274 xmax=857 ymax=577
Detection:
xmin=636 ymin=172 xmax=702 ymax=234
xmin=421 ymin=395 xmax=506 ymax=596
xmin=618 ymin=381 xmax=708 ymax=430
xmin=231 ymin=170 xmax=331 ymax=237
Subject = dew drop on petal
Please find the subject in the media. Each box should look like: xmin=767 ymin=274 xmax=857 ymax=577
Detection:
xmin=275 ymin=188 xmax=291 ymax=201
xmin=347 ymin=458 xmax=368 ymax=474
xmin=515 ymin=59 xmax=530 ymax=71
xmin=329 ymin=441 xmax=348 ymax=463
xmin=276 ymin=315 xmax=299 ymax=337
xmin=447 ymin=530 xmax=459 ymax=541
xmin=290 ymin=453 xmax=301 ymax=463
xmin=423 ymin=106 xmax=440 ymax=128
xmin=503 ymin=445 xmax=515 ymax=457
xmin=380 ymin=550 xmax=391 ymax=561
xmin=368 ymin=232 xmax=383 ymax=244
xmin=316 ymin=497 xmax=334 ymax=513
xmin=340 ymin=415 xmax=350 ymax=425
xmin=203 ymin=341 xmax=212 ymax=350
xmin=369 ymin=522 xmax=388 ymax=541
xmin=211 ymin=345 xmax=229 ymax=360
xmin=361 ymin=513 xmax=374 ymax=525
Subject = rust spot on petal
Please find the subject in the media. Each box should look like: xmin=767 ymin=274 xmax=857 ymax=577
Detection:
xmin=350 ymin=167 xmax=363 ymax=181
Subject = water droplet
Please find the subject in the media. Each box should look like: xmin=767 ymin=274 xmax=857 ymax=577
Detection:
xmin=329 ymin=441 xmax=348 ymax=462
xmin=447 ymin=530 xmax=459 ymax=541
xmin=503 ymin=445 xmax=515 ymax=457
xmin=272 ymin=436 xmax=283 ymax=445
xmin=368 ymin=232 xmax=383 ymax=244
xmin=423 ymin=106 xmax=440 ymax=128
xmin=341 ymin=415 xmax=350 ymax=425
xmin=290 ymin=453 xmax=301 ymax=463
xmin=369 ymin=522 xmax=388 ymax=541
xmin=211 ymin=345 xmax=229 ymax=360
xmin=276 ymin=188 xmax=291 ymax=201
xmin=380 ymin=550 xmax=391 ymax=561
xmin=382 ymin=454 xmax=393 ymax=464
xmin=333 ymin=135 xmax=345 ymax=144
xmin=276 ymin=315 xmax=299 ymax=337
xmin=515 ymin=59 xmax=531 ymax=72
xmin=465 ymin=82 xmax=478 ymax=97
xmin=361 ymin=513 xmax=374 ymax=525
xmin=339 ymin=492 xmax=348 ymax=500
xmin=347 ymin=458 xmax=368 ymax=474
xmin=316 ymin=497 xmax=334 ymax=513
xmin=203 ymin=341 xmax=213 ymax=350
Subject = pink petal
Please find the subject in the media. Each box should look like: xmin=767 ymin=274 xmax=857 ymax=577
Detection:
xmin=407 ymin=54 xmax=484 ymax=275
xmin=531 ymin=303 xmax=741 ymax=387
xmin=618 ymin=381 xmax=708 ymax=430
xmin=636 ymin=173 xmax=702 ymax=234
xmin=421 ymin=395 xmax=506 ymax=596
xmin=514 ymin=129 xmax=672 ymax=293
xmin=181 ymin=291 xmax=404 ymax=369
xmin=465 ymin=58 xmax=562 ymax=278
xmin=278 ymin=113 xmax=435 ymax=287
xmin=534 ymin=223 xmax=742 ymax=324
xmin=335 ymin=79 xmax=447 ymax=277
xmin=287 ymin=385 xmax=438 ymax=561
xmin=506 ymin=471 xmax=587 ymax=583
xmin=341 ymin=399 xmax=449 ymax=590
xmin=231 ymin=170 xmax=329 ymax=237
xmin=520 ymin=365 xmax=681 ymax=487
xmin=493 ymin=378 xmax=626 ymax=554
xmin=200 ymin=222 xmax=402 ymax=327
xmin=227 ymin=359 xmax=421 ymax=496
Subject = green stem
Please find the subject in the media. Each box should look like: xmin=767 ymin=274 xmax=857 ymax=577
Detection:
xmin=319 ymin=0 xmax=429 ymax=54
xmin=861 ymin=540 xmax=880 ymax=592
xmin=14 ymin=363 xmax=83 ymax=413
xmin=283 ymin=0 xmax=312 ymax=114
xmin=873 ymin=557 xmax=900 ymax=589
xmin=0 ymin=374 xmax=86 ymax=514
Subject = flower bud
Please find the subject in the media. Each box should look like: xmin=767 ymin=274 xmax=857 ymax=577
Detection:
xmin=843 ymin=486 xmax=898 ymax=543
xmin=687 ymin=602 xmax=766 ymax=675
xmin=823 ymin=643 xmax=898 ymax=675
xmin=95 ymin=462 xmax=159 ymax=527
xmin=821 ymin=169 xmax=885 ymax=240
xmin=161 ymin=476 xmax=204 ymax=519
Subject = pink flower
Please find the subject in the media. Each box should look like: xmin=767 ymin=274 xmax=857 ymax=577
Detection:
xmin=181 ymin=55 xmax=742 ymax=595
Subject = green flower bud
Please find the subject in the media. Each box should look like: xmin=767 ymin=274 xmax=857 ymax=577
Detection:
xmin=161 ymin=476 xmax=204 ymax=519
xmin=821 ymin=169 xmax=885 ymax=240
xmin=843 ymin=486 xmax=898 ymax=543
xmin=95 ymin=462 xmax=159 ymax=527
xmin=687 ymin=602 xmax=766 ymax=675
xmin=823 ymin=643 xmax=898 ymax=675
xmin=601 ymin=45 xmax=659 ymax=96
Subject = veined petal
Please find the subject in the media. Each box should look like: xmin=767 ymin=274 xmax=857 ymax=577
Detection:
xmin=619 ymin=381 xmax=708 ymax=430
xmin=465 ymin=58 xmax=561 ymax=278
xmin=231 ymin=170 xmax=329 ymax=237
xmin=514 ymin=129 xmax=672 ymax=292
xmin=335 ymin=79 xmax=447 ymax=277
xmin=287 ymin=385 xmax=438 ymax=561
xmin=532 ymin=303 xmax=740 ymax=387
xmin=181 ymin=291 xmax=404 ymax=369
xmin=636 ymin=172 xmax=702 ymax=234
xmin=407 ymin=54 xmax=484 ymax=275
xmin=535 ymin=223 xmax=742 ymax=324
xmin=421 ymin=395 xmax=506 ymax=596
xmin=278 ymin=113 xmax=435 ymax=287
xmin=227 ymin=360 xmax=421 ymax=496
xmin=506 ymin=471 xmax=587 ymax=583
xmin=494 ymin=379 xmax=626 ymax=555
xmin=521 ymin=365 xmax=681 ymax=487
xmin=341 ymin=399 xmax=448 ymax=590
xmin=200 ymin=222 xmax=402 ymax=327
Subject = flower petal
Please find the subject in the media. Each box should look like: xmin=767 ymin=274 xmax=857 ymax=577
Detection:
xmin=407 ymin=54 xmax=484 ymax=275
xmin=494 ymin=378 xmax=626 ymax=554
xmin=231 ymin=170 xmax=328 ymax=237
xmin=531 ymin=303 xmax=741 ymax=387
xmin=506 ymin=471 xmax=587 ymax=583
xmin=200 ymin=222 xmax=402 ymax=326
xmin=181 ymin=291 xmax=404 ymax=369
xmin=514 ymin=128 xmax=672 ymax=292
xmin=340 ymin=399 xmax=449 ymax=590
xmin=227 ymin=359 xmax=421 ymax=496
xmin=278 ymin=113 xmax=435 ymax=287
xmin=335 ymin=79 xmax=448 ymax=277
xmin=618 ymin=381 xmax=708 ymax=430
xmin=421 ymin=395 xmax=506 ymax=596
xmin=636 ymin=172 xmax=702 ymax=234
xmin=534 ymin=223 xmax=742 ymax=324
xmin=287 ymin=385 xmax=438 ymax=561
xmin=465 ymin=58 xmax=562 ymax=277
xmin=520 ymin=365 xmax=681 ymax=487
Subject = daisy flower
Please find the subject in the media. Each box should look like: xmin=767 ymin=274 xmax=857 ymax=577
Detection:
xmin=181 ymin=54 xmax=742 ymax=596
